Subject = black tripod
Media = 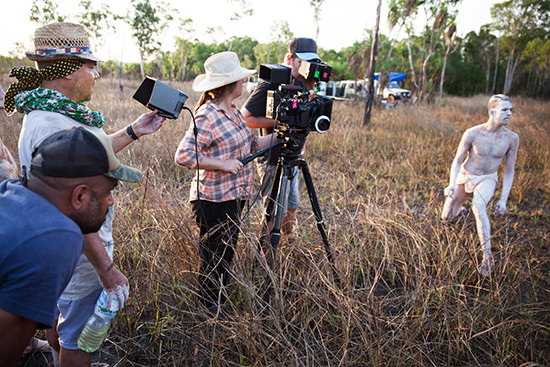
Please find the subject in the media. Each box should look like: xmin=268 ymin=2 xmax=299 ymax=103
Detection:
xmin=261 ymin=130 xmax=339 ymax=284
xmin=240 ymin=129 xmax=340 ymax=301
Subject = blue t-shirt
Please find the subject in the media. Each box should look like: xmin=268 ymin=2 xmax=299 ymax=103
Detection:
xmin=0 ymin=179 xmax=84 ymax=328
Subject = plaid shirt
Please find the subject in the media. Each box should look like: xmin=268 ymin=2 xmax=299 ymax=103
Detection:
xmin=175 ymin=100 xmax=258 ymax=202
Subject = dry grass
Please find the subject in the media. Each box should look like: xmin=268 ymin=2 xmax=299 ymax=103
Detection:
xmin=3 ymin=79 xmax=549 ymax=366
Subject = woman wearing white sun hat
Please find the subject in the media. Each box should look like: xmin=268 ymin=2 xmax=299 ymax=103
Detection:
xmin=175 ymin=51 xmax=278 ymax=311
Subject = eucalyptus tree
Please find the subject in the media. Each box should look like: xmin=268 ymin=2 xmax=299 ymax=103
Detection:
xmin=388 ymin=0 xmax=421 ymax=95
xmin=388 ymin=0 xmax=461 ymax=101
xmin=309 ymin=0 xmax=326 ymax=42
xmin=128 ymin=0 xmax=173 ymax=79
xmin=255 ymin=20 xmax=294 ymax=64
xmin=521 ymin=37 xmax=550 ymax=96
xmin=464 ymin=25 xmax=497 ymax=93
xmin=77 ymin=0 xmax=121 ymax=47
xmin=491 ymin=0 xmax=550 ymax=94
xmin=438 ymin=15 xmax=459 ymax=103
xmin=226 ymin=0 xmax=255 ymax=50
xmin=175 ymin=18 xmax=194 ymax=81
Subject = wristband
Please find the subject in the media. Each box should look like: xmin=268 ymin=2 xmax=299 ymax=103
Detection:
xmin=126 ymin=124 xmax=139 ymax=140
xmin=106 ymin=262 xmax=115 ymax=271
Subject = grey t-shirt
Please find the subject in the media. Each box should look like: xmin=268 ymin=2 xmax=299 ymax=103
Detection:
xmin=18 ymin=110 xmax=113 ymax=301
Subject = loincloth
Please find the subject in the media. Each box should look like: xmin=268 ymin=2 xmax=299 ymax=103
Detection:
xmin=456 ymin=168 xmax=498 ymax=193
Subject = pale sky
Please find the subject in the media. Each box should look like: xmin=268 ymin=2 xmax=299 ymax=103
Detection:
xmin=1 ymin=0 xmax=500 ymax=63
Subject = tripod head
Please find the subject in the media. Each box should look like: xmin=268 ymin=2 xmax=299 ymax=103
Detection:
xmin=276 ymin=127 xmax=308 ymax=162
xmin=239 ymin=127 xmax=309 ymax=166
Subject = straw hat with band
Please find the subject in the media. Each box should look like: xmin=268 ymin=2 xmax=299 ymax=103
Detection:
xmin=193 ymin=51 xmax=256 ymax=92
xmin=31 ymin=126 xmax=142 ymax=183
xmin=26 ymin=22 xmax=101 ymax=62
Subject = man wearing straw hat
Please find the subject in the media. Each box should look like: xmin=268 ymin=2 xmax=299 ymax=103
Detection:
xmin=4 ymin=22 xmax=165 ymax=366
xmin=441 ymin=94 xmax=519 ymax=277
xmin=0 ymin=127 xmax=142 ymax=366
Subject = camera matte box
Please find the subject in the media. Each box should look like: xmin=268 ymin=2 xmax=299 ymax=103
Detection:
xmin=133 ymin=77 xmax=188 ymax=119
xmin=259 ymin=64 xmax=292 ymax=84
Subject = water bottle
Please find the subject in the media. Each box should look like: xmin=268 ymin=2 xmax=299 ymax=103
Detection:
xmin=77 ymin=290 xmax=119 ymax=352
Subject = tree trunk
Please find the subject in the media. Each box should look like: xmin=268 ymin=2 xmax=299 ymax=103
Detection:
xmin=139 ymin=52 xmax=145 ymax=80
xmin=503 ymin=51 xmax=520 ymax=95
xmin=181 ymin=52 xmax=188 ymax=81
xmin=119 ymin=58 xmax=123 ymax=92
xmin=439 ymin=47 xmax=449 ymax=103
xmin=420 ymin=26 xmax=439 ymax=101
xmin=363 ymin=0 xmax=381 ymax=125
xmin=439 ymin=33 xmax=459 ymax=104
xmin=416 ymin=27 xmax=429 ymax=101
xmin=406 ymin=35 xmax=418 ymax=95
xmin=157 ymin=51 xmax=163 ymax=80
xmin=180 ymin=39 xmax=185 ymax=81
xmin=492 ymin=37 xmax=500 ymax=93
xmin=484 ymin=49 xmax=491 ymax=94
xmin=170 ymin=53 xmax=174 ymax=81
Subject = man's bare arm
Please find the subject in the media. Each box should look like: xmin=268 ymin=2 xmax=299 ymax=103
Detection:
xmin=83 ymin=233 xmax=129 ymax=308
xmin=110 ymin=111 xmax=166 ymax=153
xmin=0 ymin=309 xmax=37 ymax=366
xmin=241 ymin=107 xmax=277 ymax=129
xmin=495 ymin=133 xmax=519 ymax=214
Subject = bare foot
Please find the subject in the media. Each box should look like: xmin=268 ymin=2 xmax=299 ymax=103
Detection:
xmin=478 ymin=255 xmax=493 ymax=277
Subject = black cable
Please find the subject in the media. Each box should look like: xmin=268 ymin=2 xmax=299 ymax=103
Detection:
xmin=228 ymin=106 xmax=281 ymax=243
xmin=182 ymin=106 xmax=200 ymax=202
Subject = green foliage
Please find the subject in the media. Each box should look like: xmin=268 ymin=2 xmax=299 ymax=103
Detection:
xmin=253 ymin=41 xmax=287 ymax=65
xmin=129 ymin=0 xmax=162 ymax=57
xmin=77 ymin=0 xmax=121 ymax=46
xmin=15 ymin=0 xmax=550 ymax=98
xmin=318 ymin=48 xmax=348 ymax=80
xmin=29 ymin=0 xmax=66 ymax=24
xmin=227 ymin=0 xmax=255 ymax=21
xmin=521 ymin=37 xmax=550 ymax=95
xmin=223 ymin=36 xmax=258 ymax=68
xmin=522 ymin=37 xmax=550 ymax=76
xmin=309 ymin=0 xmax=325 ymax=40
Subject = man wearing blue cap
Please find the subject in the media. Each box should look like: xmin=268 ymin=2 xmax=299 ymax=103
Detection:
xmin=242 ymin=37 xmax=321 ymax=238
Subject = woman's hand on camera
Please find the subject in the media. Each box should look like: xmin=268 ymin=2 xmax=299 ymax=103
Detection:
xmin=221 ymin=159 xmax=243 ymax=175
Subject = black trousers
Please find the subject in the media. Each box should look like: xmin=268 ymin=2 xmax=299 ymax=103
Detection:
xmin=191 ymin=199 xmax=245 ymax=308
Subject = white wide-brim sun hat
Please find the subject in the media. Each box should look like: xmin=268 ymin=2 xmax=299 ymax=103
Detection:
xmin=193 ymin=51 xmax=256 ymax=92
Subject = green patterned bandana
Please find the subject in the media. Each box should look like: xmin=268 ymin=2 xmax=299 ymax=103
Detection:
xmin=14 ymin=87 xmax=105 ymax=128
xmin=3 ymin=59 xmax=85 ymax=114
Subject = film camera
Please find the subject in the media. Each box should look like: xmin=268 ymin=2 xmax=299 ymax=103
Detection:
xmin=260 ymin=61 xmax=333 ymax=134
xmin=133 ymin=77 xmax=189 ymax=119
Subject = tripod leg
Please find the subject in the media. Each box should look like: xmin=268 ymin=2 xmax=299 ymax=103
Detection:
xmin=270 ymin=163 xmax=292 ymax=252
xmin=264 ymin=161 xmax=283 ymax=228
xmin=299 ymin=160 xmax=340 ymax=284
xmin=260 ymin=161 xmax=291 ymax=309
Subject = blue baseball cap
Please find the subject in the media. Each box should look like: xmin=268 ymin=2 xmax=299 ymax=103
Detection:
xmin=289 ymin=38 xmax=321 ymax=62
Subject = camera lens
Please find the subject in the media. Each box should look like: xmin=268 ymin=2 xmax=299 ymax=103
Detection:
xmin=315 ymin=116 xmax=330 ymax=134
